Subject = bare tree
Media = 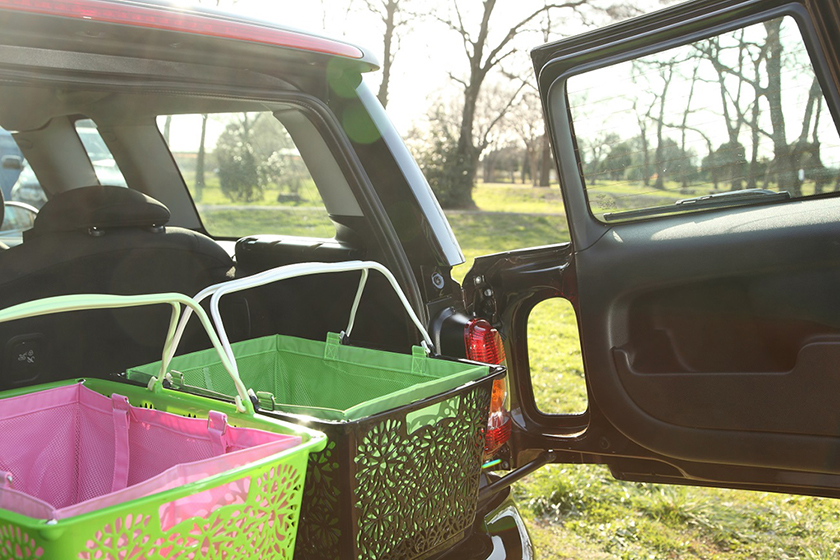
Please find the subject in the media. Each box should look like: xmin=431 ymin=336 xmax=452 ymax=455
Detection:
xmin=633 ymin=57 xmax=677 ymax=189
xmin=740 ymin=36 xmax=769 ymax=189
xmin=676 ymin=62 xmax=700 ymax=190
xmin=632 ymin=97 xmax=653 ymax=187
xmin=694 ymin=34 xmax=751 ymax=190
xmin=195 ymin=114 xmax=208 ymax=202
xmin=651 ymin=61 xmax=674 ymax=189
xmin=354 ymin=0 xmax=412 ymax=108
xmin=695 ymin=19 xmax=805 ymax=195
xmin=192 ymin=0 xmax=237 ymax=201
xmin=434 ymin=0 xmax=591 ymax=208
xmin=536 ymin=11 xmax=557 ymax=187
xmin=509 ymin=90 xmax=545 ymax=186
xmin=162 ymin=116 xmax=172 ymax=145
xmin=502 ymin=12 xmax=556 ymax=188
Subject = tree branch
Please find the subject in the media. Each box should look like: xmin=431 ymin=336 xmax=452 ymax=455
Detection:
xmin=478 ymin=80 xmax=529 ymax=149
xmin=448 ymin=72 xmax=470 ymax=89
xmin=430 ymin=10 xmax=473 ymax=59
xmin=482 ymin=0 xmax=587 ymax=74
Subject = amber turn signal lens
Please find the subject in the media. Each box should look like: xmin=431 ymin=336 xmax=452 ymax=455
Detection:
xmin=490 ymin=378 xmax=506 ymax=412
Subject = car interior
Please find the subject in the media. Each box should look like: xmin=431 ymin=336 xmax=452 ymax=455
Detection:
xmin=0 ymin=82 xmax=415 ymax=391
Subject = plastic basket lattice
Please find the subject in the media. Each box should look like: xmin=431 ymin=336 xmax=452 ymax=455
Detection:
xmin=298 ymin=384 xmax=491 ymax=559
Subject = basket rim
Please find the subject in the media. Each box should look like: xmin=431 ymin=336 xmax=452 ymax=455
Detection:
xmin=0 ymin=378 xmax=326 ymax=529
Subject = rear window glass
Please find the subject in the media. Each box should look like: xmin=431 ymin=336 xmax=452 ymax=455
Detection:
xmin=566 ymin=15 xmax=840 ymax=222
xmin=0 ymin=127 xmax=23 ymax=201
xmin=157 ymin=112 xmax=334 ymax=238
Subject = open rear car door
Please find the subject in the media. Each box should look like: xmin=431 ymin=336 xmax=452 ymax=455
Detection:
xmin=466 ymin=0 xmax=840 ymax=497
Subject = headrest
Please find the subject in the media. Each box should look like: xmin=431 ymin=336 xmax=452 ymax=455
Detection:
xmin=25 ymin=185 xmax=170 ymax=240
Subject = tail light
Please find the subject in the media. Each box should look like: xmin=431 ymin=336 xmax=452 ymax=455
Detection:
xmin=465 ymin=319 xmax=511 ymax=458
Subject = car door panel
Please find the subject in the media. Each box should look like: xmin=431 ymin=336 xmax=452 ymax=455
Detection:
xmin=483 ymin=0 xmax=840 ymax=495
xmin=575 ymin=197 xmax=840 ymax=471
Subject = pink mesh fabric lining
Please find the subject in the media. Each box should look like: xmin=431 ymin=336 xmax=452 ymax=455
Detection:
xmin=0 ymin=383 xmax=301 ymax=520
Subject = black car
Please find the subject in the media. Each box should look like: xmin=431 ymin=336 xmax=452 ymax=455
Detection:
xmin=0 ymin=0 xmax=837 ymax=558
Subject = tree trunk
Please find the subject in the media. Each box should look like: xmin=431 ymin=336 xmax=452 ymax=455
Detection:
xmin=376 ymin=0 xmax=397 ymax=108
xmin=484 ymin=155 xmax=495 ymax=184
xmin=529 ymin=143 xmax=540 ymax=187
xmin=451 ymin=80 xmax=482 ymax=208
xmin=707 ymin=39 xmax=745 ymax=191
xmin=538 ymin=134 xmax=551 ymax=187
xmin=746 ymin=93 xmax=760 ymax=189
xmin=653 ymin=65 xmax=672 ymax=190
xmin=195 ymin=114 xmax=208 ymax=202
xmin=636 ymin=116 xmax=650 ymax=187
xmin=679 ymin=65 xmax=699 ymax=191
xmin=812 ymin=90 xmax=827 ymax=194
xmin=764 ymin=19 xmax=799 ymax=195
xmin=163 ymin=116 xmax=172 ymax=145
xmin=707 ymin=145 xmax=719 ymax=190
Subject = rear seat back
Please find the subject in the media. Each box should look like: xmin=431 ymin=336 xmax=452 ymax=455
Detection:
xmin=0 ymin=186 xmax=234 ymax=389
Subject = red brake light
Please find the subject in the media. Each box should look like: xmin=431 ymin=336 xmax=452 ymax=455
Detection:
xmin=465 ymin=319 xmax=511 ymax=458
xmin=485 ymin=411 xmax=511 ymax=453
xmin=464 ymin=319 xmax=505 ymax=365
xmin=0 ymin=0 xmax=364 ymax=59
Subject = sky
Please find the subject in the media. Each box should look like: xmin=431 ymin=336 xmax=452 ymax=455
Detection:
xmin=153 ymin=0 xmax=678 ymax=153
xmin=198 ymin=0 xmax=676 ymax=135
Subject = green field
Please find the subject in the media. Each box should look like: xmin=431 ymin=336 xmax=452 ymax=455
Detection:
xmin=448 ymin=181 xmax=840 ymax=560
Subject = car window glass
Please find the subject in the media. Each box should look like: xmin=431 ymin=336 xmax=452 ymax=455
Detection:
xmin=566 ymin=15 xmax=840 ymax=222
xmin=157 ymin=112 xmax=334 ymax=238
xmin=0 ymin=127 xmax=23 ymax=204
xmin=1 ymin=203 xmax=36 ymax=233
xmin=74 ymin=119 xmax=128 ymax=188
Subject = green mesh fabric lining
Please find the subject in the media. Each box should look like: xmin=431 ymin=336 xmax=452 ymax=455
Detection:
xmin=129 ymin=334 xmax=490 ymax=422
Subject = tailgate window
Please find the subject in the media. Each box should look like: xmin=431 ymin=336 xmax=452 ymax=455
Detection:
xmin=566 ymin=15 xmax=840 ymax=222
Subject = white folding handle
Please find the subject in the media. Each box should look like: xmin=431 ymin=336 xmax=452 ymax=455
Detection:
xmin=169 ymin=261 xmax=434 ymax=375
xmin=0 ymin=293 xmax=255 ymax=414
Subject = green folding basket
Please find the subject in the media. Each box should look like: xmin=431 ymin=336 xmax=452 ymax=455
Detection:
xmin=128 ymin=261 xmax=504 ymax=560
xmin=0 ymin=293 xmax=326 ymax=560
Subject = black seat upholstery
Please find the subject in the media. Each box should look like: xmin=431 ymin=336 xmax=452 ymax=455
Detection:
xmin=0 ymin=186 xmax=234 ymax=389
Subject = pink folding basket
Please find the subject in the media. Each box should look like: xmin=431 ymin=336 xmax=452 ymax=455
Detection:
xmin=0 ymin=293 xmax=325 ymax=560
xmin=0 ymin=382 xmax=301 ymax=522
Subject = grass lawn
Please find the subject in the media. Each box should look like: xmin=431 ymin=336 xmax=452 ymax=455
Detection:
xmin=186 ymin=180 xmax=335 ymax=238
xmin=198 ymin=207 xmax=334 ymax=238
xmin=446 ymin=181 xmax=840 ymax=560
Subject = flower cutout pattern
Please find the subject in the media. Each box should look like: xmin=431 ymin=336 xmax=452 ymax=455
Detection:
xmin=297 ymin=439 xmax=342 ymax=558
xmin=0 ymin=524 xmax=43 ymax=560
xmin=352 ymin=383 xmax=492 ymax=559
xmin=75 ymin=460 xmax=304 ymax=560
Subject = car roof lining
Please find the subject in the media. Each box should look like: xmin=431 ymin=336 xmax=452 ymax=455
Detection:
xmin=0 ymin=83 xmax=299 ymax=130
